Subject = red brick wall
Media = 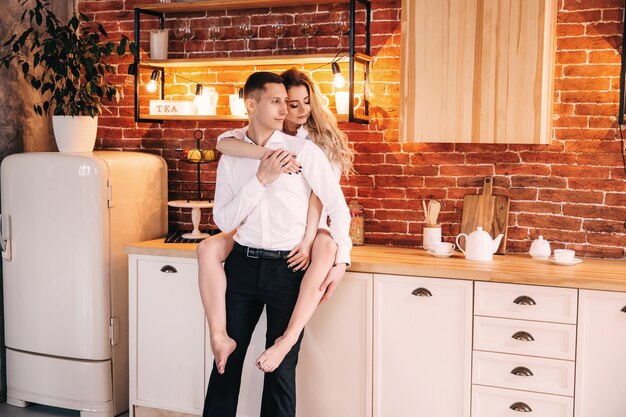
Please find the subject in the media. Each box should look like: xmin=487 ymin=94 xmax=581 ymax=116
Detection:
xmin=79 ymin=0 xmax=626 ymax=259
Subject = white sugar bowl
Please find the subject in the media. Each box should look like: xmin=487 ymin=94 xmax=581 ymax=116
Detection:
xmin=529 ymin=235 xmax=551 ymax=259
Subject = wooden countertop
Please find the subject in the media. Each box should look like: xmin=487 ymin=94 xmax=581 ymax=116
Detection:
xmin=126 ymin=239 xmax=626 ymax=292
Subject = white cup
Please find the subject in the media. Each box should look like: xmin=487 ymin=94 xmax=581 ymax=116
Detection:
xmin=423 ymin=225 xmax=441 ymax=251
xmin=150 ymin=29 xmax=169 ymax=60
xmin=433 ymin=242 xmax=455 ymax=254
xmin=554 ymin=249 xmax=575 ymax=263
xmin=229 ymin=94 xmax=247 ymax=116
xmin=335 ymin=91 xmax=363 ymax=115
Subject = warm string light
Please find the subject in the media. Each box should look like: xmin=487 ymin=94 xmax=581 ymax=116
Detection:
xmin=193 ymin=83 xmax=204 ymax=106
xmin=137 ymin=57 xmax=346 ymax=95
xmin=331 ymin=62 xmax=346 ymax=88
xmin=146 ymin=70 xmax=159 ymax=93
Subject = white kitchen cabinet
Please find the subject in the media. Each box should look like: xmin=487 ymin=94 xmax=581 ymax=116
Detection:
xmin=575 ymin=289 xmax=626 ymax=417
xmin=296 ymin=272 xmax=373 ymax=417
xmin=373 ymin=274 xmax=473 ymax=417
xmin=129 ymin=255 xmax=206 ymax=416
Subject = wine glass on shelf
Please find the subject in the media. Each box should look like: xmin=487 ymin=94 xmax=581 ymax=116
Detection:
xmin=269 ymin=14 xmax=288 ymax=53
xmin=297 ymin=15 xmax=317 ymax=51
xmin=330 ymin=6 xmax=350 ymax=48
xmin=207 ymin=17 xmax=225 ymax=52
xmin=172 ymin=18 xmax=195 ymax=43
xmin=236 ymin=16 xmax=255 ymax=52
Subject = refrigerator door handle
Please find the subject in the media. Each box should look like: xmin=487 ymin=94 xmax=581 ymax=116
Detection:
xmin=0 ymin=213 xmax=12 ymax=261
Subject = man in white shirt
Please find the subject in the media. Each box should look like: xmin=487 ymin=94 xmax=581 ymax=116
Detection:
xmin=202 ymin=72 xmax=351 ymax=417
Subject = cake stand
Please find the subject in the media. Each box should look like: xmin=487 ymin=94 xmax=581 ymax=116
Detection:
xmin=168 ymin=200 xmax=214 ymax=239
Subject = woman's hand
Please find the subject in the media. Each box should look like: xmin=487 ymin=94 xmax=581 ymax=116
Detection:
xmin=319 ymin=263 xmax=347 ymax=304
xmin=286 ymin=238 xmax=314 ymax=271
xmin=266 ymin=148 xmax=300 ymax=174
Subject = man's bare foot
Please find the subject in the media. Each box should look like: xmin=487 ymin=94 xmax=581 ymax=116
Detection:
xmin=256 ymin=335 xmax=295 ymax=373
xmin=211 ymin=333 xmax=236 ymax=374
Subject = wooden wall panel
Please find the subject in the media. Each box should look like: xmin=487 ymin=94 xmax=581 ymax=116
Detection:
xmin=400 ymin=0 xmax=556 ymax=144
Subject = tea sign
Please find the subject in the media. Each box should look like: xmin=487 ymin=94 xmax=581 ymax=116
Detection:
xmin=149 ymin=100 xmax=195 ymax=115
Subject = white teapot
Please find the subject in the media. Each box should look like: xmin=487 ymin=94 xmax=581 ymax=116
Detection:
xmin=456 ymin=226 xmax=504 ymax=261
xmin=529 ymin=235 xmax=551 ymax=259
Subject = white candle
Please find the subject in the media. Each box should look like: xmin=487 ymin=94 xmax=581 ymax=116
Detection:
xmin=150 ymin=30 xmax=169 ymax=60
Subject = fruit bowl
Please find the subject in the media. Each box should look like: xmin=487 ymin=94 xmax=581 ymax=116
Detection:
xmin=176 ymin=148 xmax=219 ymax=163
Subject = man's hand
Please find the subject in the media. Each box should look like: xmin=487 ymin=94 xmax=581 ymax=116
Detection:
xmin=319 ymin=263 xmax=347 ymax=304
xmin=256 ymin=149 xmax=298 ymax=185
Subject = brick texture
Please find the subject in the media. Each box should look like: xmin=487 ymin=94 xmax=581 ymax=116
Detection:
xmin=81 ymin=0 xmax=626 ymax=258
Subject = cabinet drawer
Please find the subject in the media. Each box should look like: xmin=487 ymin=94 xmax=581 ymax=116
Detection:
xmin=474 ymin=317 xmax=576 ymax=360
xmin=473 ymin=351 xmax=575 ymax=396
xmin=137 ymin=258 xmax=197 ymax=280
xmin=475 ymin=282 xmax=577 ymax=324
xmin=472 ymin=385 xmax=573 ymax=417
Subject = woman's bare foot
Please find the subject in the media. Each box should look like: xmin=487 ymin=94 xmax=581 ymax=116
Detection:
xmin=211 ymin=333 xmax=237 ymax=374
xmin=256 ymin=335 xmax=296 ymax=373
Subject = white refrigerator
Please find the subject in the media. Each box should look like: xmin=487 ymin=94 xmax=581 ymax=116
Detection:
xmin=0 ymin=151 xmax=168 ymax=417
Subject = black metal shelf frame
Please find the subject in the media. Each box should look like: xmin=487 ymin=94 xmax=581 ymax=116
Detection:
xmin=133 ymin=0 xmax=371 ymax=124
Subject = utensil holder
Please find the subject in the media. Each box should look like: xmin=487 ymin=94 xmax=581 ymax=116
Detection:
xmin=423 ymin=225 xmax=441 ymax=250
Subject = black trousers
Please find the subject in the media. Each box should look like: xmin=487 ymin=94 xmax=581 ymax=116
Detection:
xmin=202 ymin=248 xmax=305 ymax=417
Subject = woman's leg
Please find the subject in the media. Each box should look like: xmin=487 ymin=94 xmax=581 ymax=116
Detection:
xmin=256 ymin=229 xmax=337 ymax=373
xmin=197 ymin=230 xmax=237 ymax=374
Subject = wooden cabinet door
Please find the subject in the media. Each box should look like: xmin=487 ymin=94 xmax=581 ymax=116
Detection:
xmin=374 ymin=274 xmax=472 ymax=417
xmin=575 ymin=289 xmax=626 ymax=417
xmin=133 ymin=256 xmax=206 ymax=414
xmin=296 ymin=272 xmax=373 ymax=417
xmin=401 ymin=0 xmax=556 ymax=144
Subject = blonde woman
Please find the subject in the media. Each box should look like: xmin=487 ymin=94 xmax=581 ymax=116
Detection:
xmin=197 ymin=68 xmax=353 ymax=374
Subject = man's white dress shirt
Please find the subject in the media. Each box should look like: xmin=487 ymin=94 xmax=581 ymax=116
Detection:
xmin=213 ymin=129 xmax=352 ymax=265
xmin=217 ymin=126 xmax=342 ymax=232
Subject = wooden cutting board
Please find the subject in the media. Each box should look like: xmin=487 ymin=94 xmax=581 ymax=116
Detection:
xmin=460 ymin=177 xmax=510 ymax=254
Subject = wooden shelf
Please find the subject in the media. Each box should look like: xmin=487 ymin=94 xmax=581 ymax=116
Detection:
xmin=138 ymin=114 xmax=353 ymax=122
xmin=136 ymin=0 xmax=348 ymax=13
xmin=143 ymin=53 xmax=355 ymax=68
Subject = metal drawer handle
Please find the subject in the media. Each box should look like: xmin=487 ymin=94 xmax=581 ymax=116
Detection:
xmin=510 ymin=402 xmax=532 ymax=412
xmin=513 ymin=295 xmax=536 ymax=306
xmin=160 ymin=265 xmax=178 ymax=273
xmin=621 ymin=306 xmax=626 ymax=313
xmin=411 ymin=287 xmax=432 ymax=297
xmin=512 ymin=331 xmax=535 ymax=342
xmin=511 ymin=366 xmax=534 ymax=377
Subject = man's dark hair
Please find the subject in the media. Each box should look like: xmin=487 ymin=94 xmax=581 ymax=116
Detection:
xmin=243 ymin=71 xmax=284 ymax=101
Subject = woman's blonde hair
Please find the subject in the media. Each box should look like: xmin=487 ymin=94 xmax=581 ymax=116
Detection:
xmin=280 ymin=68 xmax=354 ymax=177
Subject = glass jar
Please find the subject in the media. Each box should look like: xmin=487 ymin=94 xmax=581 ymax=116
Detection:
xmin=349 ymin=201 xmax=364 ymax=246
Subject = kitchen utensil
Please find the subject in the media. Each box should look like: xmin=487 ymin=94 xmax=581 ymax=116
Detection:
xmin=422 ymin=200 xmax=428 ymax=221
xmin=460 ymin=177 xmax=509 ymax=254
xmin=456 ymin=226 xmax=504 ymax=262
xmin=428 ymin=199 xmax=441 ymax=226
xmin=529 ymin=235 xmax=551 ymax=259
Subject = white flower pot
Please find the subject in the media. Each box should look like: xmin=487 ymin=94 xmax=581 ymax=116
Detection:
xmin=52 ymin=115 xmax=98 ymax=153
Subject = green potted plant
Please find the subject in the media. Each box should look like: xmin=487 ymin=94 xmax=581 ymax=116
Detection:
xmin=0 ymin=0 xmax=134 ymax=152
